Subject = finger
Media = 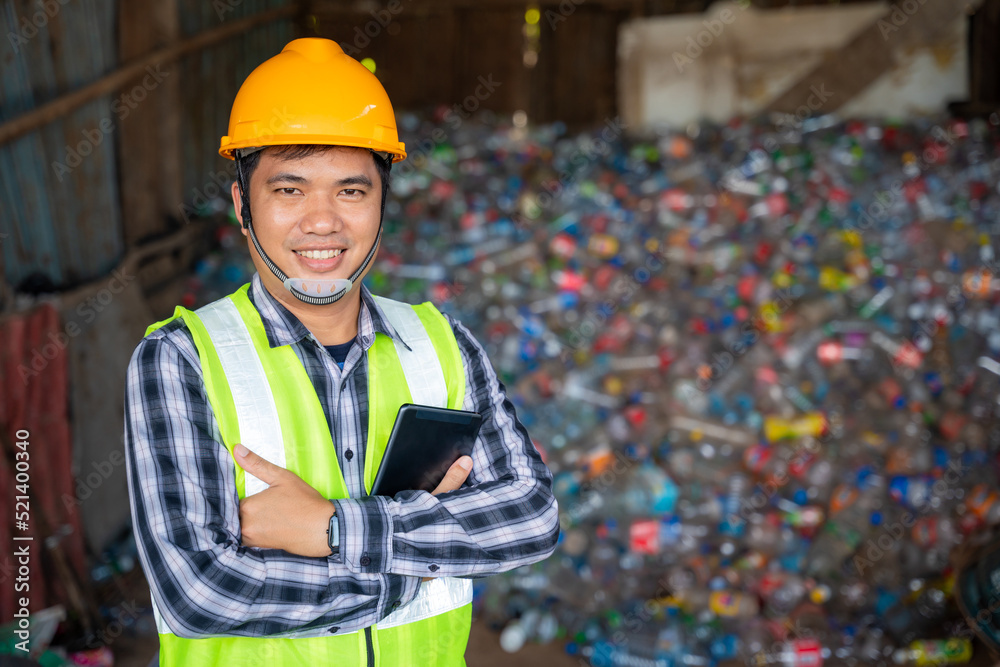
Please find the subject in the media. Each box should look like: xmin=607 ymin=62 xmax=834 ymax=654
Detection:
xmin=233 ymin=443 xmax=283 ymax=485
xmin=431 ymin=456 xmax=473 ymax=496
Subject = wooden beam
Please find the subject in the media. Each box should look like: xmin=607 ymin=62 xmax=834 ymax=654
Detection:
xmin=969 ymin=0 xmax=1000 ymax=104
xmin=0 ymin=4 xmax=298 ymax=146
xmin=767 ymin=0 xmax=981 ymax=114
xmin=118 ymin=0 xmax=182 ymax=246
xmin=52 ymin=221 xmax=209 ymax=308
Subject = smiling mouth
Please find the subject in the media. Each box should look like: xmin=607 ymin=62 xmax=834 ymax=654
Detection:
xmin=295 ymin=249 xmax=345 ymax=259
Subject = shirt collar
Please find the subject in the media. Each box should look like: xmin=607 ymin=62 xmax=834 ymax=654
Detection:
xmin=248 ymin=272 xmax=411 ymax=351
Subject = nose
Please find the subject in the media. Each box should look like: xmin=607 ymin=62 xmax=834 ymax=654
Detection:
xmin=298 ymin=191 xmax=344 ymax=236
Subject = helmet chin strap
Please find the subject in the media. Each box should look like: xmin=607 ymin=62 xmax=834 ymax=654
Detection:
xmin=235 ymin=151 xmax=389 ymax=306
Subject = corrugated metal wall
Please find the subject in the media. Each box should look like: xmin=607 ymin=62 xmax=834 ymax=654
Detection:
xmin=1 ymin=0 xmax=121 ymax=290
xmin=176 ymin=0 xmax=293 ymax=213
xmin=0 ymin=0 xmax=294 ymax=291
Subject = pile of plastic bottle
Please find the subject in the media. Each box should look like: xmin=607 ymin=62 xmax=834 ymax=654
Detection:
xmin=185 ymin=108 xmax=1000 ymax=666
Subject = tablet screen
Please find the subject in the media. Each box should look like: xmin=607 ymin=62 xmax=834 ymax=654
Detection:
xmin=371 ymin=404 xmax=482 ymax=497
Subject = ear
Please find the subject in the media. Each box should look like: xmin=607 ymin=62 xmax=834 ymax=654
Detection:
xmin=231 ymin=181 xmax=248 ymax=236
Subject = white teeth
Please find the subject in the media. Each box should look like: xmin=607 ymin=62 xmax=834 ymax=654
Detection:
xmin=296 ymin=249 xmax=343 ymax=259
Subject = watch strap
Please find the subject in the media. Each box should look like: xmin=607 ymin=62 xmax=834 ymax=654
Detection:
xmin=326 ymin=506 xmax=340 ymax=555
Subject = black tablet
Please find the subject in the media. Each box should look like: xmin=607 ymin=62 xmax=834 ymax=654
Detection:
xmin=371 ymin=404 xmax=483 ymax=497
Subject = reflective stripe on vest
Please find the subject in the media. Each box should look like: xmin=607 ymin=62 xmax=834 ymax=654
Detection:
xmin=143 ymin=284 xmax=472 ymax=665
xmin=372 ymin=295 xmax=448 ymax=410
xmin=195 ymin=296 xmax=285 ymax=497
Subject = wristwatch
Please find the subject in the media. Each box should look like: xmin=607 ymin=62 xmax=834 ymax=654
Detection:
xmin=327 ymin=507 xmax=340 ymax=555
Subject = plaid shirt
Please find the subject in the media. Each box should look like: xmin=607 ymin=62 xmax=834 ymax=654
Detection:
xmin=124 ymin=273 xmax=559 ymax=638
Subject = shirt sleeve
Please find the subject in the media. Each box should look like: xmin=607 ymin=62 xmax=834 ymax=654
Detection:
xmin=330 ymin=315 xmax=561 ymax=578
xmin=124 ymin=324 xmax=420 ymax=639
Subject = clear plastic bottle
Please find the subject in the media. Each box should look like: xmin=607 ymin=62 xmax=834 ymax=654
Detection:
xmin=851 ymin=626 xmax=892 ymax=667
xmin=500 ymin=609 xmax=540 ymax=653
xmin=763 ymin=574 xmax=808 ymax=619
xmin=738 ymin=618 xmax=777 ymax=663
xmin=807 ymin=476 xmax=885 ymax=578
xmin=746 ymin=513 xmax=795 ymax=556
xmin=719 ymin=473 xmax=751 ymax=537
xmin=616 ymin=463 xmax=680 ymax=517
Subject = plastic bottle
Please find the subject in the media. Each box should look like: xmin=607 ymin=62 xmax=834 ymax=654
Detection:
xmin=806 ymin=475 xmax=884 ymax=578
xmin=891 ymin=639 xmax=973 ymax=665
xmin=586 ymin=639 xmax=712 ymax=667
xmin=752 ymin=638 xmax=829 ymax=667
xmin=675 ymin=589 xmax=759 ymax=618
xmin=764 ymin=413 xmax=827 ymax=442
xmin=300 ymin=112 xmax=1000 ymax=663
xmin=500 ymin=610 xmax=538 ymax=653
xmin=762 ymin=574 xmax=808 ymax=618
xmin=719 ymin=473 xmax=750 ymax=537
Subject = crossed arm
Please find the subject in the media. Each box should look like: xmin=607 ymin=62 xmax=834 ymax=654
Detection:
xmin=234 ymin=443 xmax=473 ymax=560
xmin=124 ymin=317 xmax=559 ymax=638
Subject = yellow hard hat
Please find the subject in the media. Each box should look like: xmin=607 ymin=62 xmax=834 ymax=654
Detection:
xmin=219 ymin=38 xmax=406 ymax=162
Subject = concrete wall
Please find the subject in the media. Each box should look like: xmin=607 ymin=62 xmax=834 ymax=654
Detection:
xmin=618 ymin=1 xmax=968 ymax=129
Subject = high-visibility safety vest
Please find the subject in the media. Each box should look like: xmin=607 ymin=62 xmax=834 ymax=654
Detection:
xmin=143 ymin=284 xmax=473 ymax=666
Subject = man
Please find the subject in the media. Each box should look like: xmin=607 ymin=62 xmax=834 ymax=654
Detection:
xmin=124 ymin=38 xmax=559 ymax=666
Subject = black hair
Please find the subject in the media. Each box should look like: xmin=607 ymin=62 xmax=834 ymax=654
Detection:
xmin=235 ymin=144 xmax=392 ymax=228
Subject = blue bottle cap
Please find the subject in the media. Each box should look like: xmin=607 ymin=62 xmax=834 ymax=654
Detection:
xmin=889 ymin=476 xmax=907 ymax=500
xmin=933 ymin=447 xmax=948 ymax=469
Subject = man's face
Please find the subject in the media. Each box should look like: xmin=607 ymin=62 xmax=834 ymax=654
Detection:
xmin=233 ymin=146 xmax=381 ymax=305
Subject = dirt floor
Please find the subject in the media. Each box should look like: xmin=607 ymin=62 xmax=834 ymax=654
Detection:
xmin=106 ymin=571 xmax=579 ymax=667
xmin=100 ymin=570 xmax=998 ymax=667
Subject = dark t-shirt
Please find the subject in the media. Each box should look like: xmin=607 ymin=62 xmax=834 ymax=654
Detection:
xmin=324 ymin=340 xmax=354 ymax=370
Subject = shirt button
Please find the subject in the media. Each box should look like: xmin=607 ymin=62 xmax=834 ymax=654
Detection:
xmin=360 ymin=554 xmax=372 ymax=567
xmin=428 ymin=564 xmax=440 ymax=572
xmin=328 ymin=626 xmax=340 ymax=633
xmin=345 ymin=449 xmax=354 ymax=461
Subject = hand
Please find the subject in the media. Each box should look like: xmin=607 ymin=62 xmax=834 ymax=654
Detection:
xmin=234 ymin=443 xmax=335 ymax=558
xmin=431 ymin=456 xmax=473 ymax=496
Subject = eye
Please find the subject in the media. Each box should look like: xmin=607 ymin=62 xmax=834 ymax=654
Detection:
xmin=275 ymin=187 xmax=300 ymax=195
xmin=342 ymin=188 xmax=363 ymax=197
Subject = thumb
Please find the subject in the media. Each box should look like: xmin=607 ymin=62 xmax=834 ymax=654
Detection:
xmin=234 ymin=443 xmax=283 ymax=484
xmin=431 ymin=456 xmax=473 ymax=496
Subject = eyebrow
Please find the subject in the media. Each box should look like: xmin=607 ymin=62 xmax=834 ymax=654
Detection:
xmin=336 ymin=174 xmax=373 ymax=188
xmin=265 ymin=172 xmax=308 ymax=186
xmin=264 ymin=173 xmax=374 ymax=188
